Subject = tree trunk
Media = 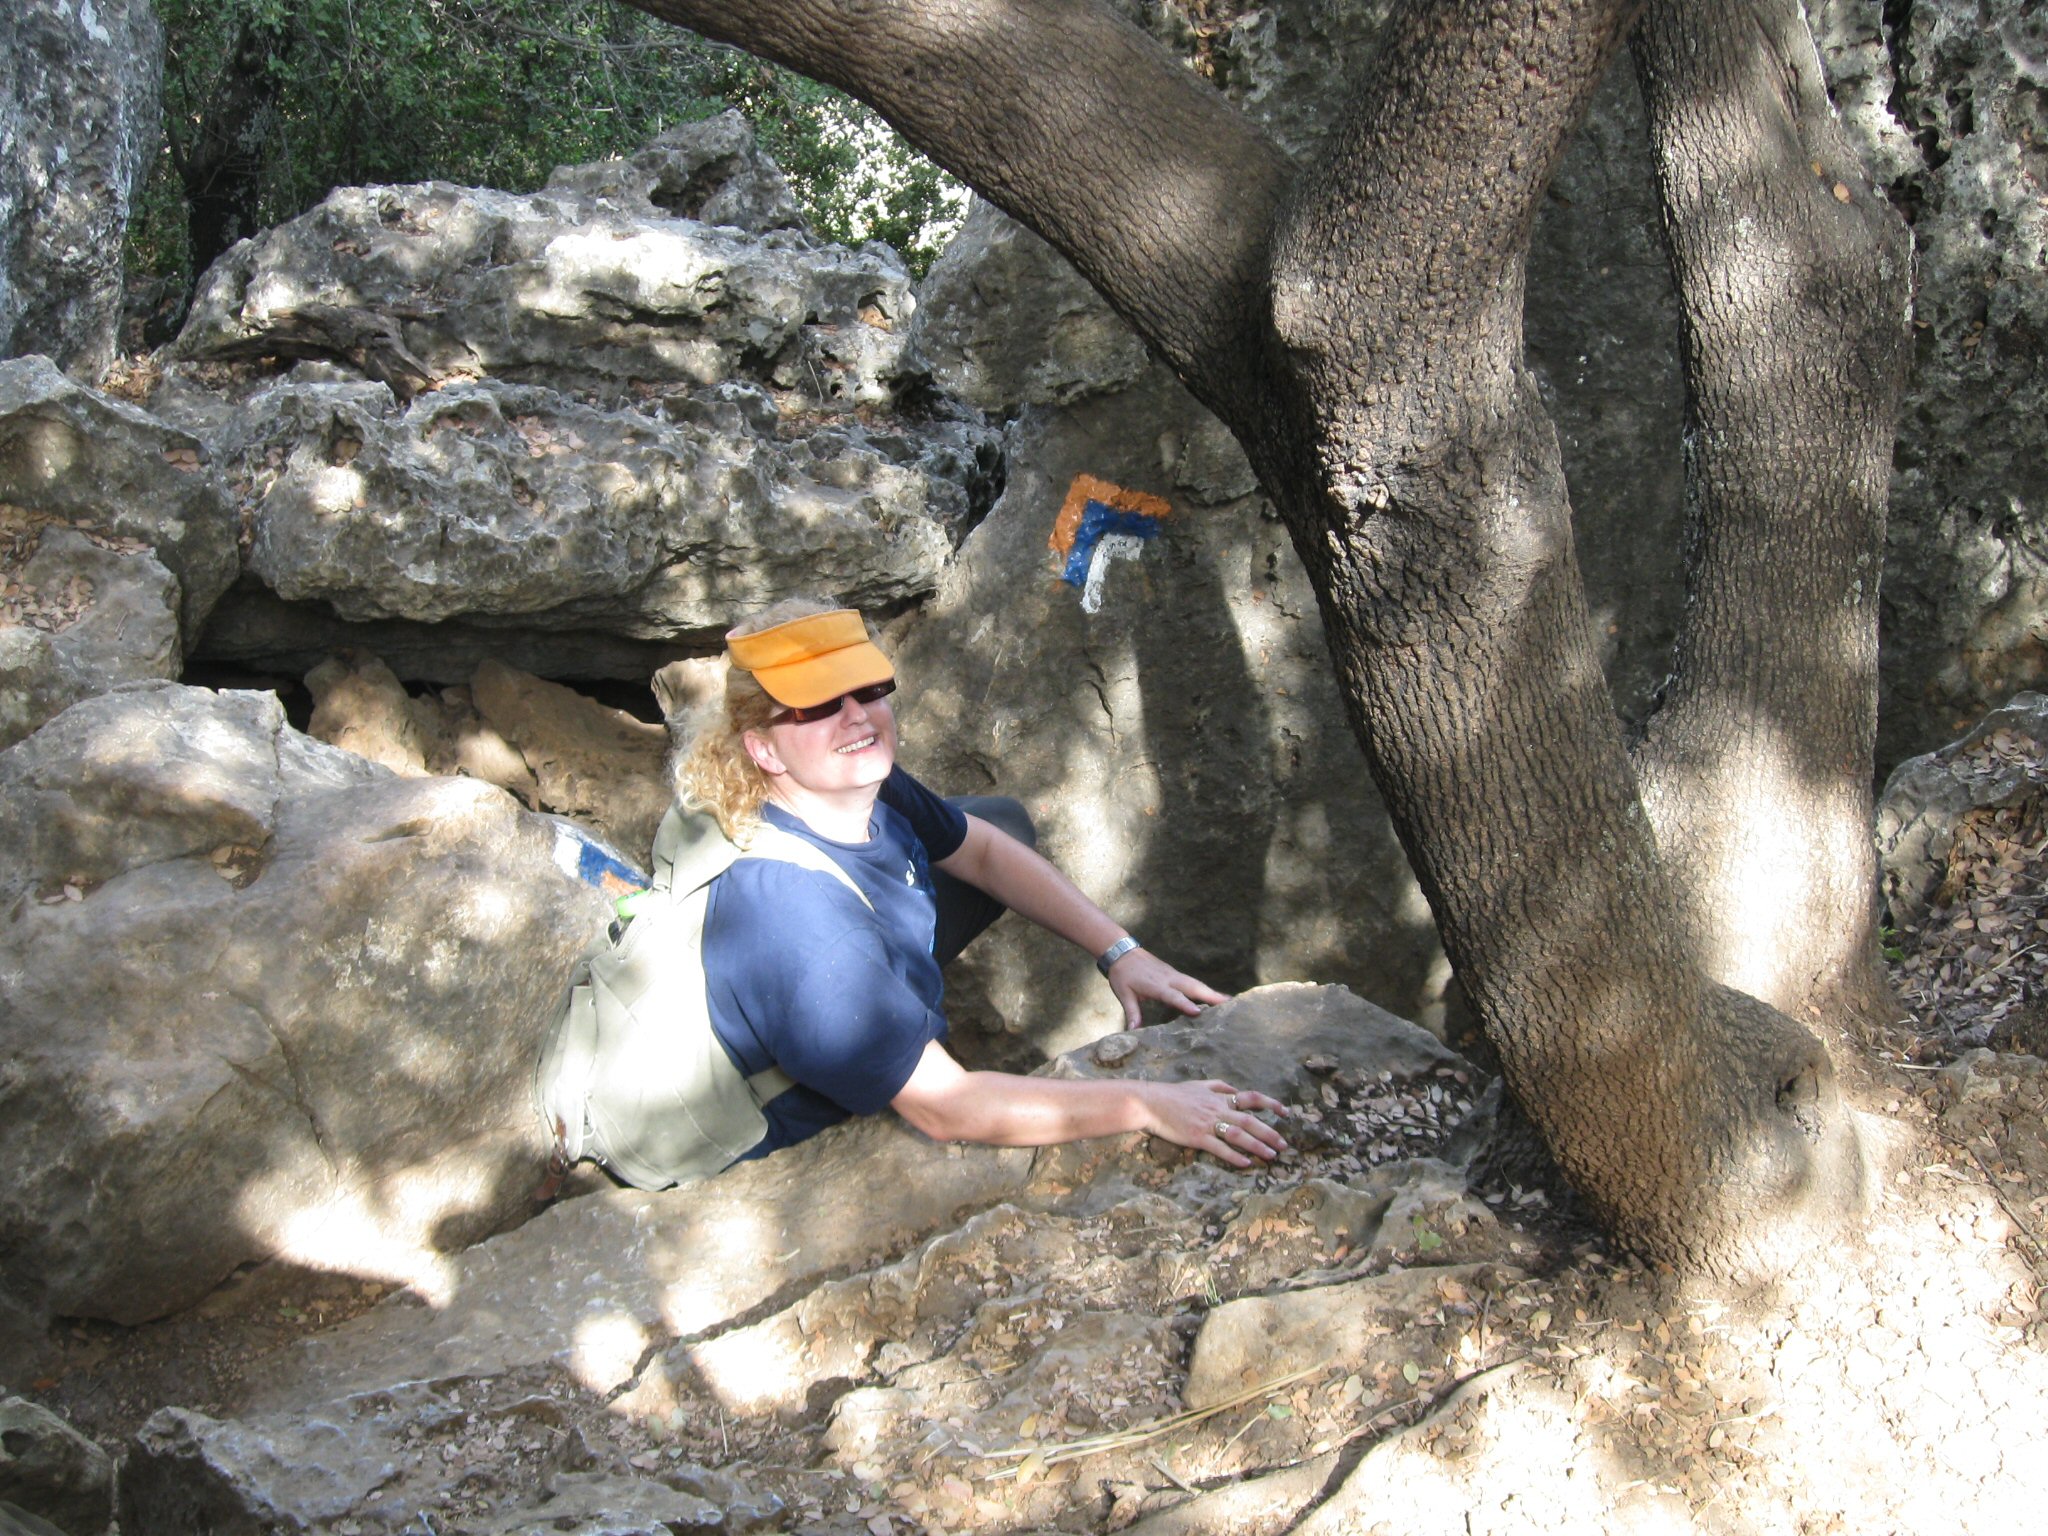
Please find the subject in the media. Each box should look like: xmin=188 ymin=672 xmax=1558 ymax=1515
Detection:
xmin=171 ymin=14 xmax=293 ymax=283
xmin=1629 ymin=0 xmax=1912 ymax=1026
xmin=607 ymin=0 xmax=1896 ymax=1278
xmin=1250 ymin=0 xmax=1868 ymax=1278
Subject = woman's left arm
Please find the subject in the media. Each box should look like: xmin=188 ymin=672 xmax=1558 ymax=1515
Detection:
xmin=891 ymin=1040 xmax=1286 ymax=1164
xmin=934 ymin=813 xmax=1229 ymax=1027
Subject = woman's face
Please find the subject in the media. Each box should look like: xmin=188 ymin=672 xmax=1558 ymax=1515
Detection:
xmin=748 ymin=685 xmax=898 ymax=805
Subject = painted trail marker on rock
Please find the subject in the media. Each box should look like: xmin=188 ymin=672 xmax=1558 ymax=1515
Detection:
xmin=1050 ymin=474 xmax=1169 ymax=613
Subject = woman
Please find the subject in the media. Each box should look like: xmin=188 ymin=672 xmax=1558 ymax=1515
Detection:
xmin=677 ymin=598 xmax=1289 ymax=1167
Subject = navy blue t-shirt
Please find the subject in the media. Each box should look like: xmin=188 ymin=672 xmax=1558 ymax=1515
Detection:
xmin=703 ymin=767 xmax=969 ymax=1158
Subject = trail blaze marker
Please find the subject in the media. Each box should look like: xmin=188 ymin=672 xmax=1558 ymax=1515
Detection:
xmin=1049 ymin=474 xmax=1170 ymax=613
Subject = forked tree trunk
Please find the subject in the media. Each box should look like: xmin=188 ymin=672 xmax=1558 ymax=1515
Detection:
xmin=611 ymin=0 xmax=1904 ymax=1278
xmin=1253 ymin=0 xmax=1871 ymax=1278
xmin=1629 ymin=0 xmax=1912 ymax=1027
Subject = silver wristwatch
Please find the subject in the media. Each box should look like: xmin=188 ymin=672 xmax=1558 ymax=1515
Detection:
xmin=1096 ymin=936 xmax=1142 ymax=975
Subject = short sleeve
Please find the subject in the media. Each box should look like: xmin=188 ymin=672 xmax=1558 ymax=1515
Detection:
xmin=769 ymin=920 xmax=944 ymax=1113
xmin=880 ymin=765 xmax=968 ymax=861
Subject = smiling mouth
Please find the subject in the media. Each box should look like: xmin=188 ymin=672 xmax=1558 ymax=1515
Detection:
xmin=835 ymin=734 xmax=878 ymax=755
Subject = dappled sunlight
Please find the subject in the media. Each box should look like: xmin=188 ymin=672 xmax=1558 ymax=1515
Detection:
xmin=244 ymin=270 xmax=314 ymax=323
xmin=681 ymin=1309 xmax=809 ymax=1418
xmin=1639 ymin=706 xmax=1876 ymax=1005
xmin=261 ymin=1184 xmax=463 ymax=1307
xmin=533 ymin=228 xmax=725 ymax=319
xmin=1056 ymin=716 xmax=1153 ymax=898
xmin=4 ymin=414 xmax=83 ymax=482
xmin=571 ymin=1309 xmax=653 ymax=1393
xmin=309 ymin=464 xmax=366 ymax=518
xmin=654 ymin=1199 xmax=798 ymax=1340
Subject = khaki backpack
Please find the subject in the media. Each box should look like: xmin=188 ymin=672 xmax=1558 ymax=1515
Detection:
xmin=534 ymin=805 xmax=869 ymax=1191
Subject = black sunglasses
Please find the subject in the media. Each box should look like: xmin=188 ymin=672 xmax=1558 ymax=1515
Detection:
xmin=772 ymin=678 xmax=897 ymax=724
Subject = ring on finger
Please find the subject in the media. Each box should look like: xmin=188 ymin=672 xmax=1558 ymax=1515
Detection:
xmin=1229 ymin=1093 xmax=1240 ymax=1109
xmin=1215 ymin=1120 xmax=1232 ymax=1138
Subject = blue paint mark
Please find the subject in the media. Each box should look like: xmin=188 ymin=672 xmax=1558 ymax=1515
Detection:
xmin=1060 ymin=501 xmax=1163 ymax=587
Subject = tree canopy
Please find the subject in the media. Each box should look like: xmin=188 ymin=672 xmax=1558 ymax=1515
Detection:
xmin=129 ymin=0 xmax=966 ymax=320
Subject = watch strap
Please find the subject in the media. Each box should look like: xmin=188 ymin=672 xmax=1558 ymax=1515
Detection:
xmin=1096 ymin=935 xmax=1142 ymax=975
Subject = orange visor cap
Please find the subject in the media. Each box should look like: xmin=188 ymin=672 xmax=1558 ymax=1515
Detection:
xmin=725 ymin=608 xmax=895 ymax=709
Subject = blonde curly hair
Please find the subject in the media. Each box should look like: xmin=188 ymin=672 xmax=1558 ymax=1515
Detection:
xmin=673 ymin=596 xmax=886 ymax=840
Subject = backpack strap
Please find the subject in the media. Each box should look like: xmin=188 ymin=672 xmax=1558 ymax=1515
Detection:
xmin=739 ymin=824 xmax=875 ymax=911
xmin=729 ymin=823 xmax=875 ymax=1103
xmin=629 ymin=806 xmax=880 ymax=1106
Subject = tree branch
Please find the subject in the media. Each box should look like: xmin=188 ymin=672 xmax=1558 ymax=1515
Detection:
xmin=612 ymin=0 xmax=1293 ymax=414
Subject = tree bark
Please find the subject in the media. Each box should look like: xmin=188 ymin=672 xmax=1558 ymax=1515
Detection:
xmin=604 ymin=0 xmax=1891 ymax=1278
xmin=170 ymin=13 xmax=292 ymax=283
xmin=1629 ymin=0 xmax=1912 ymax=1026
xmin=1249 ymin=0 xmax=1868 ymax=1278
xmin=624 ymin=0 xmax=1291 ymax=421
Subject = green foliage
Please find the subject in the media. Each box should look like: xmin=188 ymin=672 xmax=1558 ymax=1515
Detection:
xmin=130 ymin=0 xmax=963 ymax=310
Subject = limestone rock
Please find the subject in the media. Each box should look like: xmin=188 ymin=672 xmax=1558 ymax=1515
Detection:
xmin=0 ymin=358 xmax=237 ymax=746
xmin=164 ymin=369 xmax=989 ymax=667
xmin=1876 ymin=692 xmax=2048 ymax=927
xmin=1813 ymin=1 xmax=2048 ymax=761
xmin=98 ymin=986 xmax=1502 ymax=1532
xmin=0 ymin=683 xmax=610 ymax=1328
xmin=1184 ymin=1261 xmax=1514 ymax=1410
xmin=410 ymin=682 xmax=542 ymax=806
xmin=0 ymin=0 xmax=163 ymax=380
xmin=299 ymin=652 xmax=672 ymax=854
xmin=236 ymin=1117 xmax=1039 ymax=1416
xmin=545 ymin=110 xmax=806 ymax=235
xmin=230 ymin=377 xmax=954 ymax=630
xmin=118 ymin=1399 xmax=742 ymax=1536
xmin=173 ymin=124 xmax=915 ymax=407
xmin=469 ymin=658 xmax=671 ymax=861
xmin=305 ymin=651 xmax=429 ymax=775
xmin=0 ymin=1398 xmax=114 ymax=1536
xmin=911 ymin=199 xmax=1151 ymax=412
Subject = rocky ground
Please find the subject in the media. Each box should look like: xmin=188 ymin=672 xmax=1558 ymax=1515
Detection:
xmin=10 ymin=741 xmax=2048 ymax=1535
xmin=12 ymin=988 xmax=2047 ymax=1533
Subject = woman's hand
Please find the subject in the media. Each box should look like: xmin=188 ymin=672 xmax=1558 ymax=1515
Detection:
xmin=1136 ymin=1079 xmax=1289 ymax=1168
xmin=1106 ymin=948 xmax=1230 ymax=1028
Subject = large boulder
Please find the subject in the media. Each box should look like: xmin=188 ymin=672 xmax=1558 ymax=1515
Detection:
xmin=145 ymin=116 xmax=1002 ymax=680
xmin=0 ymin=357 xmax=237 ymax=748
xmin=0 ymin=683 xmax=611 ymax=1333
xmin=304 ymin=653 xmax=672 ymax=861
xmin=187 ymin=375 xmax=969 ymax=642
xmin=172 ymin=119 xmax=917 ymax=406
xmin=0 ymin=0 xmax=162 ymax=380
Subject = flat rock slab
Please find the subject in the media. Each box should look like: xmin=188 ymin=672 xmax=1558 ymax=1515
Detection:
xmin=1185 ymin=1261 xmax=1519 ymax=1409
xmin=116 ymin=986 xmax=1499 ymax=1535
